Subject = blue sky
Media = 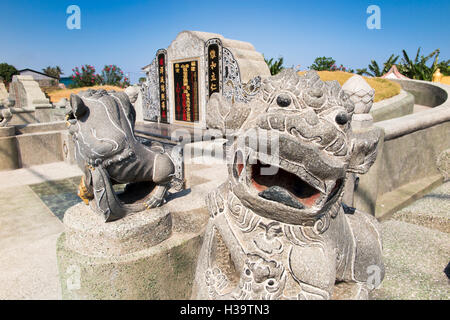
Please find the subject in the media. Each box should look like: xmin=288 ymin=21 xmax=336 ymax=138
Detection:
xmin=1 ymin=0 xmax=449 ymax=83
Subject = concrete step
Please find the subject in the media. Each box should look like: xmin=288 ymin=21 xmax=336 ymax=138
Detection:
xmin=390 ymin=181 xmax=450 ymax=233
xmin=376 ymin=174 xmax=443 ymax=221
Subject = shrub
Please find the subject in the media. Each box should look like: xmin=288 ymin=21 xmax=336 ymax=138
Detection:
xmin=309 ymin=57 xmax=335 ymax=71
xmin=310 ymin=57 xmax=353 ymax=73
xmin=100 ymin=65 xmax=130 ymax=88
xmin=71 ymin=65 xmax=103 ymax=87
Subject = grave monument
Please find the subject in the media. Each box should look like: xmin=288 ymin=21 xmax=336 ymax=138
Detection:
xmin=141 ymin=31 xmax=270 ymax=127
xmin=8 ymin=75 xmax=52 ymax=109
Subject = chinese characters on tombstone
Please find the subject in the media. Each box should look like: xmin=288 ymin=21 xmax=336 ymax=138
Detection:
xmin=208 ymin=44 xmax=220 ymax=97
xmin=174 ymin=61 xmax=199 ymax=122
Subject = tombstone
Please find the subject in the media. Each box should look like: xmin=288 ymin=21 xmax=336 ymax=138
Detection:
xmin=8 ymin=75 xmax=52 ymax=109
xmin=141 ymin=31 xmax=270 ymax=128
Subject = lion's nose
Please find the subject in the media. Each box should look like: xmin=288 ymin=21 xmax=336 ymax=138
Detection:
xmin=276 ymin=94 xmax=291 ymax=107
xmin=335 ymin=111 xmax=349 ymax=125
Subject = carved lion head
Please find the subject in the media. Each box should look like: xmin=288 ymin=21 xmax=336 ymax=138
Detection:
xmin=207 ymin=69 xmax=381 ymax=226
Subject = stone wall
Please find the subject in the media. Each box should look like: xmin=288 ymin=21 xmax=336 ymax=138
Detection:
xmin=393 ymin=79 xmax=448 ymax=107
xmin=370 ymin=90 xmax=414 ymax=122
xmin=0 ymin=122 xmax=74 ymax=171
xmin=355 ymin=80 xmax=450 ymax=219
xmin=8 ymin=107 xmax=65 ymax=126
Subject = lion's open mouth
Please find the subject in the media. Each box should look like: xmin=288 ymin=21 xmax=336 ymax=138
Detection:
xmin=247 ymin=160 xmax=342 ymax=210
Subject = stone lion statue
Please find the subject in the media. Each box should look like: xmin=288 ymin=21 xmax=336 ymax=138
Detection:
xmin=193 ymin=69 xmax=385 ymax=299
xmin=66 ymin=89 xmax=182 ymax=222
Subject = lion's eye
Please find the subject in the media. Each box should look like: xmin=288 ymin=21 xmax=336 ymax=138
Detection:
xmin=335 ymin=111 xmax=348 ymax=125
xmin=276 ymin=94 xmax=291 ymax=107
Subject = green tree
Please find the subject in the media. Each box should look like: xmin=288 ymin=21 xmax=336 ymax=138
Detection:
xmin=0 ymin=63 xmax=19 ymax=84
xmin=309 ymin=57 xmax=336 ymax=71
xmin=356 ymin=68 xmax=368 ymax=75
xmin=264 ymin=56 xmax=284 ymax=75
xmin=437 ymin=59 xmax=450 ymax=76
xmin=397 ymin=47 xmax=440 ymax=81
xmin=42 ymin=66 xmax=63 ymax=80
xmin=365 ymin=54 xmax=399 ymax=77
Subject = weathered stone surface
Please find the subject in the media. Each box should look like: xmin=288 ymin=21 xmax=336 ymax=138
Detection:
xmin=370 ymin=90 xmax=414 ymax=122
xmin=193 ymin=69 xmax=384 ymax=300
xmin=65 ymin=89 xmax=184 ymax=222
xmin=0 ymin=108 xmax=12 ymax=127
xmin=437 ymin=149 xmax=450 ymax=181
xmin=0 ymin=127 xmax=19 ymax=170
xmin=54 ymin=98 xmax=68 ymax=109
xmin=16 ymin=131 xmax=64 ymax=167
xmin=372 ymin=219 xmax=450 ymax=300
xmin=56 ymin=161 xmax=225 ymax=300
xmin=57 ymin=229 xmax=204 ymax=300
xmin=125 ymin=85 xmax=144 ymax=122
xmin=8 ymin=75 xmax=52 ymax=109
xmin=63 ymin=203 xmax=172 ymax=257
xmin=0 ymin=82 xmax=8 ymax=106
xmin=392 ymin=181 xmax=450 ymax=233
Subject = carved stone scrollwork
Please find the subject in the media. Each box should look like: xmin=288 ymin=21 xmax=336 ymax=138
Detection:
xmin=141 ymin=49 xmax=169 ymax=123
xmin=222 ymin=47 xmax=261 ymax=104
xmin=141 ymin=58 xmax=159 ymax=122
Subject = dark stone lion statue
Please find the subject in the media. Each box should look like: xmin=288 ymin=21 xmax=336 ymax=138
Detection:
xmin=193 ymin=69 xmax=385 ymax=299
xmin=66 ymin=89 xmax=182 ymax=222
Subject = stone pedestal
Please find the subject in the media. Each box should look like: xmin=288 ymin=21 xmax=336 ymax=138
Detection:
xmin=57 ymin=202 xmax=207 ymax=299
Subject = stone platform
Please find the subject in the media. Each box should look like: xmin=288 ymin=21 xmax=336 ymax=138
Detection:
xmin=57 ymin=203 xmax=204 ymax=299
xmin=0 ymin=161 xmax=447 ymax=299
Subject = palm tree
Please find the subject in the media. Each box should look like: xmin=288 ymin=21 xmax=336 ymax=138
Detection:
xmin=264 ymin=57 xmax=284 ymax=75
xmin=397 ymin=48 xmax=440 ymax=81
xmin=356 ymin=68 xmax=368 ymax=76
xmin=366 ymin=54 xmax=399 ymax=77
xmin=42 ymin=66 xmax=63 ymax=80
